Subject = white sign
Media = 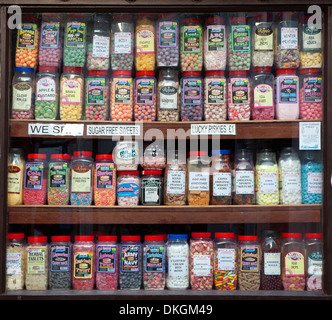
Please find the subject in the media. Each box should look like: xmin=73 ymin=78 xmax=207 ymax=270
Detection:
xmin=191 ymin=123 xmax=236 ymax=135
xmin=28 ymin=123 xmax=84 ymax=136
xmin=86 ymin=125 xmax=141 ymax=136
xmin=299 ymin=122 xmax=321 ymax=150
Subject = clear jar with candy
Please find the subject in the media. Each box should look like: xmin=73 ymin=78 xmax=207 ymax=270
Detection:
xmin=70 ymin=151 xmax=94 ymax=206
xmin=111 ymin=14 xmax=134 ymax=71
xmin=275 ymin=68 xmax=299 ymax=120
xmin=180 ymin=17 xmax=203 ymax=72
xmin=251 ymin=67 xmax=274 ymax=120
xmin=142 ymin=141 xmax=166 ymax=170
xmin=23 ymin=153 xmax=48 ymax=205
xmin=60 ymin=67 xmax=84 ymax=120
xmin=134 ymin=71 xmax=157 ymax=122
xmin=96 ymin=235 xmax=118 ymax=290
xmin=8 ymin=148 xmax=25 ymax=206
xmin=48 ymin=154 xmax=70 ymax=205
xmin=157 ymin=14 xmax=179 ymax=67
xmin=281 ymin=233 xmax=305 ymax=291
xmin=35 ymin=66 xmax=59 ymax=120
xmin=11 ymin=67 xmax=35 ymax=120
xmin=116 ymin=170 xmax=140 ymax=206
xmin=113 ymin=140 xmax=140 ymax=170
xmin=228 ymin=70 xmax=251 ymax=121
xmin=143 ymin=235 xmax=166 ymax=290
xmin=204 ymin=16 xmax=227 ymax=70
xmin=141 ymin=170 xmax=163 ymax=206
xmin=180 ymin=71 xmax=203 ymax=121
xmin=94 ymin=154 xmax=116 ymax=206
xmin=72 ymin=235 xmax=96 ymax=290
xmin=299 ymin=68 xmax=323 ymax=120
xmin=85 ymin=70 xmax=109 ymax=121
xmin=87 ymin=14 xmax=110 ymax=71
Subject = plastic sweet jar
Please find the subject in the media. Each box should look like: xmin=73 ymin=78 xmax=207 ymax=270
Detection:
xmin=85 ymin=70 xmax=109 ymax=121
xmin=274 ymin=12 xmax=300 ymax=69
xmin=143 ymin=235 xmax=166 ymax=290
xmin=237 ymin=235 xmax=261 ymax=291
xmin=187 ymin=151 xmax=210 ymax=206
xmin=299 ymin=68 xmax=323 ymax=120
xmin=255 ymin=149 xmax=279 ymax=205
xmin=87 ymin=14 xmax=110 ymax=71
xmin=214 ymin=232 xmax=237 ymax=291
xmin=157 ymin=13 xmax=179 ymax=68
xmin=301 ymin=150 xmax=323 ymax=204
xmin=252 ymin=13 xmax=274 ymax=67
xmin=305 ymin=233 xmax=323 ymax=292
xmin=11 ymin=67 xmax=35 ymax=120
xmin=210 ymin=149 xmax=232 ymax=205
xmin=281 ymin=233 xmax=305 ymax=291
xmin=227 ymin=70 xmax=251 ymax=121
xmin=180 ymin=17 xmax=203 ymax=72
xmin=8 ymin=148 xmax=25 ymax=206
xmin=232 ymin=149 xmax=255 ymax=205
xmin=25 ymin=235 xmax=49 ymax=290
xmin=49 ymin=235 xmax=72 ymax=290
xmin=204 ymin=16 xmax=227 ymax=71
xmin=6 ymin=233 xmax=26 ymax=291
xmin=119 ymin=235 xmax=142 ymax=290
xmin=278 ymin=147 xmax=302 ymax=205
xmin=166 ymin=234 xmax=189 ymax=290
xmin=113 ymin=140 xmax=139 ymax=171
xmin=96 ymin=235 xmax=118 ymax=290
xmin=48 ymin=153 xmax=71 ymax=206
xmin=141 ymin=170 xmax=163 ymax=206
xmin=275 ymin=68 xmax=299 ymax=120
xmin=204 ymin=70 xmax=227 ymax=121
xmin=60 ymin=66 xmax=84 ymax=121
xmin=251 ymin=66 xmax=274 ymax=120
xmin=142 ymin=141 xmax=166 ymax=170
xmin=23 ymin=153 xmax=48 ymax=205
xmin=94 ymin=154 xmax=116 ymax=206
xmin=72 ymin=235 xmax=96 ymax=290
xmin=260 ymin=230 xmax=282 ymax=290
xmin=116 ymin=170 xmax=140 ymax=206
xmin=299 ymin=14 xmax=322 ymax=69
xmin=180 ymin=71 xmax=203 ymax=121
xmin=70 ymin=151 xmax=94 ymax=206
xmin=227 ymin=16 xmax=251 ymax=71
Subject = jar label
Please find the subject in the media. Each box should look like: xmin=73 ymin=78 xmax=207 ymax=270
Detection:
xmin=27 ymin=247 xmax=46 ymax=274
xmin=97 ymin=245 xmax=117 ymax=273
xmin=24 ymin=162 xmax=44 ymax=190
xmin=65 ymin=22 xmax=86 ymax=48
xmin=74 ymin=251 xmax=93 ymax=279
xmin=121 ymin=245 xmax=140 ymax=272
xmin=217 ymin=248 xmax=236 ymax=271
xmin=264 ymin=252 xmax=281 ymax=275
xmin=281 ymin=27 xmax=298 ymax=49
xmin=207 ymin=25 xmax=226 ymax=52
xmin=302 ymin=26 xmax=321 ymax=51
xmin=307 ymin=172 xmax=322 ymax=194
xmin=193 ymin=255 xmax=212 ymax=276
xmin=240 ymin=246 xmax=260 ymax=272
xmin=189 ymin=172 xmax=209 ymax=191
xmin=303 ymin=77 xmax=322 ymax=102
xmin=284 ymin=251 xmax=304 ymax=277
xmin=258 ymin=172 xmax=278 ymax=194
xmin=145 ymin=245 xmax=165 ymax=272
xmin=86 ymin=78 xmax=106 ymax=105
xmin=307 ymin=251 xmax=323 ymax=277
xmin=159 ymin=21 xmax=177 ymax=48
xmin=235 ymin=170 xmax=254 ymax=195
xmin=213 ymin=172 xmax=232 ymax=196
xmin=231 ymin=25 xmax=250 ymax=52
xmin=136 ymin=79 xmax=155 ymax=105
xmin=61 ymin=79 xmax=82 ymax=104
xmin=206 ymin=79 xmax=225 ymax=105
xmin=13 ymin=83 xmax=32 ymax=111
xmin=8 ymin=165 xmax=22 ymax=194
xmin=117 ymin=182 xmax=139 ymax=197
xmin=278 ymin=77 xmax=298 ymax=104
xmin=71 ymin=165 xmax=92 ymax=193
xmin=142 ymin=177 xmax=161 ymax=204
xmin=96 ymin=163 xmax=114 ymax=189
xmin=36 ymin=77 xmax=56 ymax=102
xmin=168 ymin=254 xmax=188 ymax=279
xmin=254 ymin=25 xmax=273 ymax=51
xmin=49 ymin=162 xmax=68 ymax=189
xmin=159 ymin=85 xmax=178 ymax=110
xmin=166 ymin=170 xmax=186 ymax=194
xmin=17 ymin=23 xmax=37 ymax=49
xmin=114 ymin=32 xmax=132 ymax=54
xmin=92 ymin=35 xmax=110 ymax=58
xmin=116 ymin=146 xmax=137 ymax=160
xmin=51 ymin=245 xmax=70 ymax=272
xmin=231 ymin=78 xmax=249 ymax=104
xmin=136 ymin=28 xmax=155 ymax=54
xmin=40 ymin=22 xmax=60 ymax=49
xmin=6 ymin=252 xmax=22 ymax=275
xmin=182 ymin=79 xmax=202 ymax=105
xmin=253 ymin=84 xmax=273 ymax=109
xmin=282 ymin=172 xmax=301 ymax=193
xmin=114 ymin=78 xmax=132 ymax=104
xmin=182 ymin=26 xmax=202 ymax=53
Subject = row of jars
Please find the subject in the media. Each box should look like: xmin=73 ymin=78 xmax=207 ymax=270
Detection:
xmin=11 ymin=66 xmax=323 ymax=121
xmin=6 ymin=231 xmax=323 ymax=291
xmin=17 ymin=12 xmax=322 ymax=71
xmin=8 ymin=147 xmax=322 ymax=206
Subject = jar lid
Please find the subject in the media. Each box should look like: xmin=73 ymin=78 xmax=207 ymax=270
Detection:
xmin=121 ymin=235 xmax=141 ymax=242
xmin=192 ymin=232 xmax=211 ymax=238
xmin=168 ymin=234 xmax=188 ymax=240
xmin=63 ymin=66 xmax=82 ymax=72
xmin=50 ymin=154 xmax=70 ymax=160
xmin=282 ymin=233 xmax=302 ymax=238
xmin=205 ymin=16 xmax=225 ymax=24
xmin=229 ymin=70 xmax=248 ymax=76
xmin=145 ymin=235 xmax=164 ymax=241
xmin=182 ymin=17 xmax=200 ymax=24
xmin=305 ymin=233 xmax=322 ymax=239
xmin=215 ymin=232 xmax=234 ymax=238
xmin=28 ymin=236 xmax=47 ymax=243
xmin=141 ymin=170 xmax=163 ymax=175
xmin=211 ymin=149 xmax=231 ymax=155
xmin=51 ymin=235 xmax=71 ymax=242
xmin=88 ymin=70 xmax=108 ymax=76
xmin=299 ymin=68 xmax=321 ymax=74
xmin=73 ymin=151 xmax=93 ymax=157
xmin=117 ymin=170 xmax=139 ymax=175
xmin=182 ymin=71 xmax=201 ymax=76
xmin=205 ymin=70 xmax=225 ymax=76
xmin=188 ymin=151 xmax=208 ymax=156
xmin=136 ymin=71 xmax=154 ymax=77
xmin=27 ymin=153 xmax=47 ymax=159
xmin=98 ymin=235 xmax=117 ymax=241
xmin=7 ymin=233 xmax=25 ymax=240
xmin=253 ymin=13 xmax=273 ymax=21
xmin=158 ymin=13 xmax=177 ymax=20
xmin=38 ymin=66 xmax=58 ymax=72
xmin=229 ymin=16 xmax=247 ymax=24
xmin=276 ymin=69 xmax=296 ymax=75
xmin=261 ymin=230 xmax=279 ymax=238
xmin=96 ymin=154 xmax=113 ymax=160
xmin=75 ymin=235 xmax=94 ymax=242
xmin=252 ymin=66 xmax=272 ymax=73
xmin=113 ymin=70 xmax=132 ymax=76
xmin=14 ymin=67 xmax=34 ymax=73
xmin=113 ymin=14 xmax=133 ymax=20
xmin=238 ymin=235 xmax=257 ymax=241
xmin=136 ymin=13 xmax=155 ymax=18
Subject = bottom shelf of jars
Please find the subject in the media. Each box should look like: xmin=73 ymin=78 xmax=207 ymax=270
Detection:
xmin=8 ymin=204 xmax=321 ymax=224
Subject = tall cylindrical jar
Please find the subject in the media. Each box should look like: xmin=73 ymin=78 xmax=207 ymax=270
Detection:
xmin=141 ymin=170 xmax=163 ymax=206
xmin=8 ymin=148 xmax=25 ymax=206
xmin=116 ymin=170 xmax=140 ymax=206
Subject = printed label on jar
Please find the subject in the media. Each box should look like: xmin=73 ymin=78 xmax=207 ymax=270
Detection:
xmin=282 ymin=172 xmax=301 ymax=193
xmin=6 ymin=252 xmax=22 ymax=275
xmin=193 ymin=255 xmax=212 ymax=276
xmin=189 ymin=172 xmax=209 ymax=191
xmin=235 ymin=170 xmax=254 ymax=195
xmin=51 ymin=246 xmax=70 ymax=272
xmin=121 ymin=245 xmax=140 ymax=272
xmin=96 ymin=163 xmax=114 ymax=189
xmin=207 ymin=25 xmax=225 ymax=52
xmin=278 ymin=77 xmax=298 ymax=104
xmin=264 ymin=252 xmax=281 ymax=275
xmin=117 ymin=182 xmax=139 ymax=197
xmin=97 ymin=245 xmax=117 ymax=273
xmin=40 ymin=22 xmax=60 ymax=49
xmin=114 ymin=32 xmax=132 ymax=54
xmin=231 ymin=25 xmax=250 ymax=52
xmin=74 ymin=251 xmax=93 ymax=279
xmin=253 ymin=84 xmax=273 ymax=109
xmin=36 ymin=77 xmax=56 ymax=102
xmin=142 ymin=178 xmax=161 ymax=204
xmin=159 ymin=85 xmax=178 ymax=110
xmin=307 ymin=172 xmax=322 ymax=194
xmin=136 ymin=79 xmax=155 ymax=105
xmin=114 ymin=78 xmax=132 ymax=104
xmin=8 ymin=165 xmax=22 ymax=194
xmin=24 ymin=162 xmax=44 ymax=190
xmin=303 ymin=77 xmax=322 ymax=103
xmin=254 ymin=25 xmax=273 ymax=51
xmin=182 ymin=79 xmax=202 ymax=105
xmin=307 ymin=251 xmax=323 ymax=277
xmin=27 ymin=247 xmax=46 ymax=274
xmin=217 ymin=248 xmax=236 ymax=271
xmin=13 ymin=83 xmax=32 ymax=111
xmin=71 ymin=165 xmax=92 ymax=193
xmin=231 ymin=78 xmax=249 ymax=104
xmin=49 ymin=162 xmax=68 ymax=189
xmin=145 ymin=245 xmax=165 ymax=273
xmin=302 ymin=26 xmax=321 ymax=51
xmin=159 ymin=21 xmax=177 ymax=48
xmin=213 ymin=172 xmax=232 ymax=196
xmin=284 ymin=251 xmax=304 ymax=277
xmin=86 ymin=78 xmax=105 ymax=105
xmin=206 ymin=79 xmax=225 ymax=104
xmin=136 ymin=28 xmax=155 ymax=54
xmin=61 ymin=79 xmax=82 ymax=104
xmin=65 ymin=22 xmax=86 ymax=48
xmin=167 ymin=170 xmax=186 ymax=194
xmin=116 ymin=145 xmax=137 ymax=160
xmin=281 ymin=27 xmax=298 ymax=49
xmin=259 ymin=172 xmax=278 ymax=194
xmin=182 ymin=26 xmax=202 ymax=53
xmin=17 ymin=23 xmax=37 ymax=49
xmin=240 ymin=246 xmax=259 ymax=272
xmin=168 ymin=254 xmax=188 ymax=278
xmin=92 ymin=35 xmax=110 ymax=58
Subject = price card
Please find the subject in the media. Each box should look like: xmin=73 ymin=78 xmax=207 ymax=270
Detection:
xmin=191 ymin=123 xmax=236 ymax=135
xmin=86 ymin=124 xmax=141 ymax=136
xmin=28 ymin=123 xmax=84 ymax=136
xmin=299 ymin=122 xmax=321 ymax=150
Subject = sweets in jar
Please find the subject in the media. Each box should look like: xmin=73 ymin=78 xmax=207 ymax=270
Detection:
xmin=8 ymin=148 xmax=25 ymax=206
xmin=141 ymin=142 xmax=166 ymax=170
xmin=116 ymin=170 xmax=140 ymax=206
xmin=141 ymin=170 xmax=163 ymax=206
xmin=113 ymin=140 xmax=139 ymax=171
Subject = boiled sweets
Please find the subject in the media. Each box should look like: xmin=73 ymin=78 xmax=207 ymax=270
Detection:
xmin=116 ymin=171 xmax=140 ymax=206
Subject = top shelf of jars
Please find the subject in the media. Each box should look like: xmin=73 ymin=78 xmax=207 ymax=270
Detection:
xmin=11 ymin=12 xmax=323 ymax=127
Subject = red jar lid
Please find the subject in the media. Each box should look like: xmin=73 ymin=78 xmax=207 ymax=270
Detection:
xmin=182 ymin=17 xmax=200 ymax=24
xmin=117 ymin=170 xmax=139 ymax=175
xmin=98 ymin=235 xmax=117 ymax=242
xmin=113 ymin=70 xmax=132 ymax=76
xmin=50 ymin=154 xmax=70 ymax=160
xmin=188 ymin=151 xmax=208 ymax=156
xmin=305 ymin=233 xmax=322 ymax=239
xmin=215 ymin=232 xmax=234 ymax=238
xmin=182 ymin=71 xmax=201 ymax=77
xmin=299 ymin=68 xmax=321 ymax=74
xmin=192 ymin=232 xmax=211 ymax=238
xmin=7 ymin=233 xmax=25 ymax=240
xmin=27 ymin=153 xmax=47 ymax=159
xmin=121 ymin=235 xmax=141 ymax=242
xmin=51 ymin=235 xmax=71 ymax=242
xmin=88 ymin=70 xmax=108 ymax=76
xmin=75 ymin=235 xmax=94 ymax=242
xmin=28 ymin=236 xmax=47 ymax=243
xmin=136 ymin=71 xmax=154 ymax=77
xmin=63 ymin=66 xmax=82 ymax=73
xmin=158 ymin=13 xmax=177 ymax=20
xmin=145 ymin=235 xmax=164 ymax=241
xmin=73 ymin=151 xmax=93 ymax=157
xmin=205 ymin=16 xmax=225 ymax=24
xmin=252 ymin=66 xmax=272 ymax=73
xmin=95 ymin=154 xmax=113 ymax=160
xmin=39 ymin=66 xmax=58 ymax=72
xmin=276 ymin=69 xmax=296 ymax=75
xmin=113 ymin=14 xmax=133 ymax=20
xmin=136 ymin=13 xmax=155 ymax=18
xmin=238 ymin=235 xmax=258 ymax=242
xmin=229 ymin=16 xmax=247 ymax=24
xmin=253 ymin=13 xmax=273 ymax=22
xmin=282 ymin=233 xmax=302 ymax=238
xmin=205 ymin=70 xmax=225 ymax=76
xmin=141 ymin=170 xmax=163 ymax=175
xmin=229 ymin=70 xmax=249 ymax=76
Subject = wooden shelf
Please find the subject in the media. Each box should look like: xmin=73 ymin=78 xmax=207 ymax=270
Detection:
xmin=8 ymin=204 xmax=321 ymax=224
